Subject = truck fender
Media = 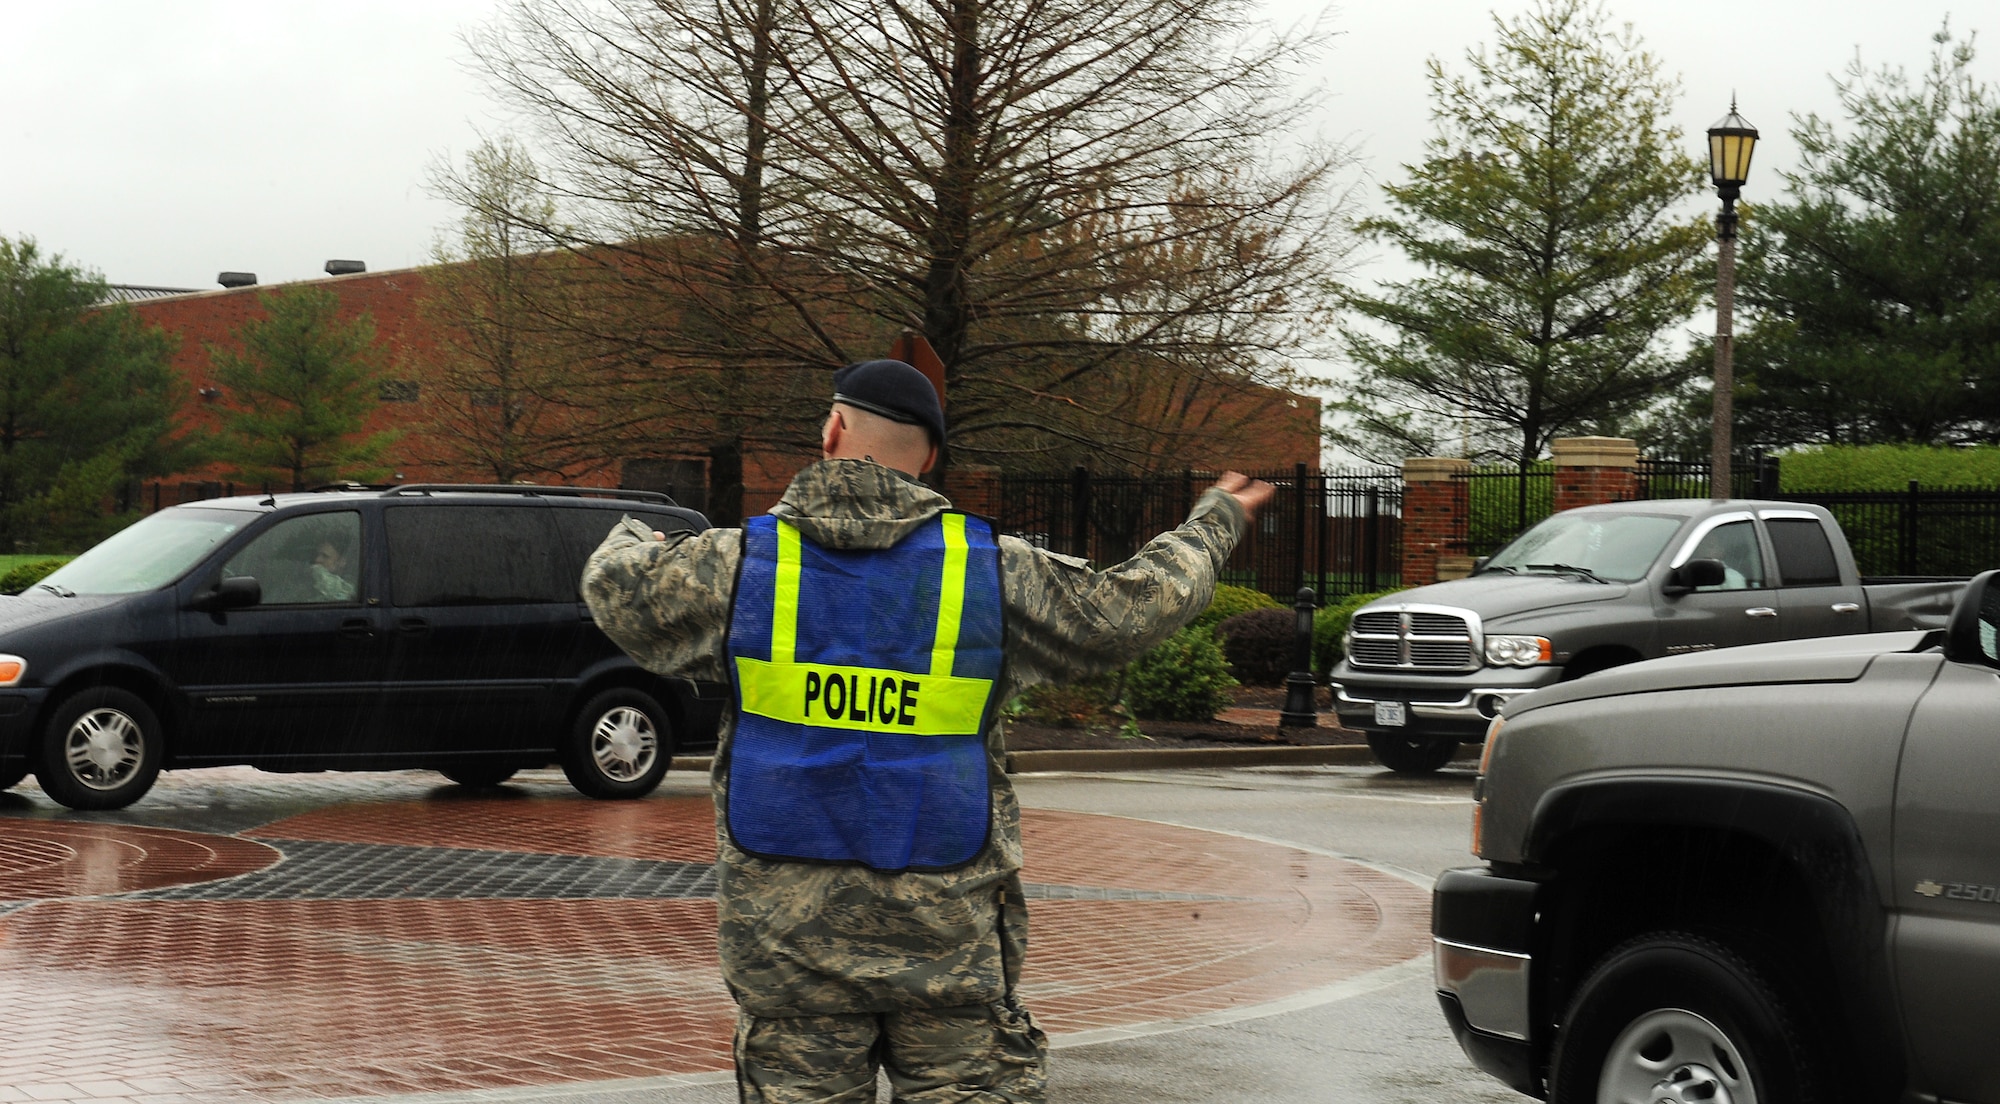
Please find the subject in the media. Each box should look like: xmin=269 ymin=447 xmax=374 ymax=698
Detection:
xmin=1527 ymin=777 xmax=1905 ymax=1102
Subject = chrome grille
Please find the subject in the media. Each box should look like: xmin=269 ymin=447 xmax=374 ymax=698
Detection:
xmin=1346 ymin=607 xmax=1479 ymax=670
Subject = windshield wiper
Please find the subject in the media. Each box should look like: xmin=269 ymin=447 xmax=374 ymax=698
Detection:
xmin=1480 ymin=563 xmax=1519 ymax=575
xmin=1527 ymin=563 xmax=1606 ymax=584
xmin=32 ymin=582 xmax=74 ymax=597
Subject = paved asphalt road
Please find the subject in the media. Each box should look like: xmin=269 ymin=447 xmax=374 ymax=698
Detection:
xmin=616 ymin=761 xmax=1523 ymax=1104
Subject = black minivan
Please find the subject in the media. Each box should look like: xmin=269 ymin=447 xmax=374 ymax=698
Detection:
xmin=0 ymin=485 xmax=725 ymax=810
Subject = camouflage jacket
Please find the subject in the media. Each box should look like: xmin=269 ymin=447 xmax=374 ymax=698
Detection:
xmin=583 ymin=458 xmax=1246 ymax=1016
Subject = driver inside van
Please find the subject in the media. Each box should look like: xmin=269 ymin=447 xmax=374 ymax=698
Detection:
xmin=310 ymin=538 xmax=357 ymax=602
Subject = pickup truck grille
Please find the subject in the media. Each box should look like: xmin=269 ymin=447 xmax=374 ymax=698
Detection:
xmin=1349 ymin=609 xmax=1478 ymax=670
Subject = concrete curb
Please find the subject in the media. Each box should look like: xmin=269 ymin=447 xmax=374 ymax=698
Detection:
xmin=1005 ymin=744 xmax=1376 ymax=772
xmin=674 ymin=744 xmax=1420 ymax=774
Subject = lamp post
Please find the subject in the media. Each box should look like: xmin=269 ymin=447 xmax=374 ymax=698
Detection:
xmin=1707 ymin=100 xmax=1758 ymax=498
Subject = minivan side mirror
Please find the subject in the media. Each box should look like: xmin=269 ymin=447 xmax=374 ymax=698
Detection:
xmin=1663 ymin=558 xmax=1727 ymax=596
xmin=1943 ymin=569 xmax=2000 ymax=669
xmin=193 ymin=575 xmax=261 ymax=611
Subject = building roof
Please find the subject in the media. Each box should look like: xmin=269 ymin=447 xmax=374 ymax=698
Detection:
xmin=102 ymin=284 xmax=201 ymax=303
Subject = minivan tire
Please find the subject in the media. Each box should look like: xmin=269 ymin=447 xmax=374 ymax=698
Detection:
xmin=39 ymin=687 xmax=164 ymax=810
xmin=562 ymin=687 xmax=672 ymax=799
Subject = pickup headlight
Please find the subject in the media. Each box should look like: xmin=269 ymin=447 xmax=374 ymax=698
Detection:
xmin=1484 ymin=635 xmax=1552 ymax=666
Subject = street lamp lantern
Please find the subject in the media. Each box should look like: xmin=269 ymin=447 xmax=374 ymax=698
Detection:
xmin=1706 ymin=100 xmax=1758 ymax=498
xmin=1707 ymin=103 xmax=1759 ymax=193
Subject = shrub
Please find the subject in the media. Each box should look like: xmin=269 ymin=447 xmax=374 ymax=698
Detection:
xmin=1124 ymin=626 xmax=1237 ymax=721
xmin=0 ymin=558 xmax=70 ymax=595
xmin=1215 ymin=607 xmax=1298 ymax=686
xmin=1007 ymin=675 xmax=1121 ymax=728
xmin=1780 ymin=444 xmax=2000 ymax=491
xmin=1191 ymin=583 xmax=1280 ymax=634
xmin=1314 ymin=589 xmax=1405 ymax=675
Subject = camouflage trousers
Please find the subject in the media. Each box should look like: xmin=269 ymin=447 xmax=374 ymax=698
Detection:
xmin=733 ymin=998 xmax=1048 ymax=1103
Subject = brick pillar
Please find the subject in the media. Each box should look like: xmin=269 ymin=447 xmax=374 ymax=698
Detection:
xmin=1401 ymin=457 xmax=1471 ymax=588
xmin=950 ymin=465 xmax=1003 ymax=518
xmin=1551 ymin=437 xmax=1640 ymax=512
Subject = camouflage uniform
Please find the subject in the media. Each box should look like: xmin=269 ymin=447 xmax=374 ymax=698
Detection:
xmin=583 ymin=458 xmax=1247 ymax=1103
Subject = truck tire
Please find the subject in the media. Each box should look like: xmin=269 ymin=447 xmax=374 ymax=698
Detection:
xmin=1367 ymin=731 xmax=1458 ymax=774
xmin=38 ymin=687 xmax=164 ymax=810
xmin=561 ymin=687 xmax=672 ymax=799
xmin=1550 ymin=931 xmax=1819 ymax=1104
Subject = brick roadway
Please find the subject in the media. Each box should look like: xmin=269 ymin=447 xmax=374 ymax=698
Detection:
xmin=0 ymin=768 xmax=1429 ymax=1103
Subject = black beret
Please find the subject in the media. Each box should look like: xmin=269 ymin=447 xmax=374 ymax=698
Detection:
xmin=832 ymin=359 xmax=945 ymax=444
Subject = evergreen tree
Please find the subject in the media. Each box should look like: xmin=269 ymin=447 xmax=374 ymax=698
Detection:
xmin=1735 ymin=24 xmax=2000 ymax=447
xmin=0 ymin=237 xmax=193 ymax=550
xmin=209 ymin=287 xmax=395 ymax=491
xmin=1333 ymin=0 xmax=1711 ymax=469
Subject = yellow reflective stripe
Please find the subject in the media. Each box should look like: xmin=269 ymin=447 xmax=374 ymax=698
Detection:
xmin=735 ymin=657 xmax=992 ymax=736
xmin=930 ymin=514 xmax=968 ymax=678
xmin=771 ymin=520 xmax=802 ymax=666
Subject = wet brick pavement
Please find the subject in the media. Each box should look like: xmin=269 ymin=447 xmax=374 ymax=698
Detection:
xmin=0 ymin=766 xmax=1429 ymax=1103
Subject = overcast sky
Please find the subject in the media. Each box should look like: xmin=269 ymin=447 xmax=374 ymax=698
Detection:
xmin=0 ymin=0 xmax=1981 ymax=293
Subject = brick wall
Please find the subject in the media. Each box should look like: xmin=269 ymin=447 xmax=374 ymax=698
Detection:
xmin=1399 ymin=458 xmax=1470 ymax=588
xmin=1551 ymin=437 xmax=1639 ymax=512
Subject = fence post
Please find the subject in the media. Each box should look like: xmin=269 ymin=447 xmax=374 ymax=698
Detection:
xmin=1315 ymin=473 xmax=1329 ymax=605
xmin=1364 ymin=487 xmax=1380 ymax=593
xmin=1401 ymin=458 xmax=1471 ymax=588
xmin=1551 ymin=437 xmax=1640 ymax=511
xmin=1069 ymin=466 xmax=1090 ymax=560
xmin=1903 ymin=479 xmax=1920 ymax=576
xmin=1292 ymin=462 xmax=1308 ymax=594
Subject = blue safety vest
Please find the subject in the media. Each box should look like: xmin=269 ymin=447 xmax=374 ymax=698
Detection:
xmin=726 ymin=512 xmax=1004 ymax=872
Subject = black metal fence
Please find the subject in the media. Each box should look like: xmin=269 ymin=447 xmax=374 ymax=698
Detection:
xmin=1458 ymin=452 xmax=1787 ymax=557
xmin=995 ymin=465 xmax=1403 ymax=604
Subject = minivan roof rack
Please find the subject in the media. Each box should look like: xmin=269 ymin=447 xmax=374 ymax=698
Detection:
xmin=382 ymin=483 xmax=680 ymax=506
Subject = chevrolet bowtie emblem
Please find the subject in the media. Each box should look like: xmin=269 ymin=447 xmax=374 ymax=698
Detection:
xmin=1916 ymin=880 xmax=1945 ymax=898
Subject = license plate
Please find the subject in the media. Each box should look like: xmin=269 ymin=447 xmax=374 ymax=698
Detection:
xmin=1374 ymin=701 xmax=1407 ymax=727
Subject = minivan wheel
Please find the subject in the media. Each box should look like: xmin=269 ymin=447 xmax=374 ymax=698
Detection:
xmin=562 ymin=688 xmax=672 ymax=799
xmin=39 ymin=687 xmax=164 ymax=810
xmin=438 ymin=763 xmax=518 ymax=789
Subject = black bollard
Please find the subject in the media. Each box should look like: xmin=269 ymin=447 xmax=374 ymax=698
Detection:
xmin=1279 ymin=586 xmax=1318 ymax=727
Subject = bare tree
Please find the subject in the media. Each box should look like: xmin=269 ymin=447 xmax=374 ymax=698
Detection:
xmin=466 ymin=0 xmax=1353 ymax=475
xmin=418 ymin=138 xmax=628 ymax=483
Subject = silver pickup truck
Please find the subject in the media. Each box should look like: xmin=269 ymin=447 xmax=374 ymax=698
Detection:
xmin=1434 ymin=568 xmax=2000 ymax=1103
xmin=1330 ymin=498 xmax=1963 ymax=772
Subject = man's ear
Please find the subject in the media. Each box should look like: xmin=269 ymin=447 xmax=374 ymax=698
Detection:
xmin=821 ymin=410 xmax=844 ymax=456
xmin=919 ymin=443 xmax=939 ymax=475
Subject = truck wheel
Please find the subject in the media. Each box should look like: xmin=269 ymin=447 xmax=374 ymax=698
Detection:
xmin=1550 ymin=931 xmax=1818 ymax=1104
xmin=38 ymin=687 xmax=164 ymax=810
xmin=561 ymin=687 xmax=672 ymax=799
xmin=1366 ymin=731 xmax=1458 ymax=774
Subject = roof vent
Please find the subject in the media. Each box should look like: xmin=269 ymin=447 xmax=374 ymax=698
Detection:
xmin=324 ymin=259 xmax=366 ymax=276
xmin=217 ymin=272 xmax=258 ymax=288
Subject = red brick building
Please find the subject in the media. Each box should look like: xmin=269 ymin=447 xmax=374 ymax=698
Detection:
xmin=121 ymin=265 xmax=1322 ymax=520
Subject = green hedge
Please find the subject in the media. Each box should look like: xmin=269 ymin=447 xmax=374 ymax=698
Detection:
xmin=1125 ymin=625 xmax=1238 ymax=721
xmin=1190 ymin=583 xmax=1280 ymax=634
xmin=1780 ymin=444 xmax=2000 ymax=491
xmin=0 ymin=557 xmax=70 ymax=595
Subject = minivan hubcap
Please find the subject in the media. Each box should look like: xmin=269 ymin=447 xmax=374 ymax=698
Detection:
xmin=65 ymin=709 xmax=142 ymax=790
xmin=591 ymin=706 xmax=657 ymax=781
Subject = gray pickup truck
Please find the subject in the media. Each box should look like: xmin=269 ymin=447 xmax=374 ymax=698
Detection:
xmin=1329 ymin=498 xmax=1963 ymax=772
xmin=1434 ymin=568 xmax=2000 ymax=1103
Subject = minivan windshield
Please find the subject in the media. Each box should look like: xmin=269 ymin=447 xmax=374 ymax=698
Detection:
xmin=1481 ymin=512 xmax=1684 ymax=583
xmin=37 ymin=509 xmax=258 ymax=595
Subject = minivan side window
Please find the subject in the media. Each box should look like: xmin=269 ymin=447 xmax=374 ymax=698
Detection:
xmin=386 ymin=505 xmax=568 ymax=605
xmin=552 ymin=508 xmax=699 ymax=598
xmin=1765 ymin=518 xmax=1843 ymax=587
xmin=222 ymin=512 xmax=363 ymax=606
